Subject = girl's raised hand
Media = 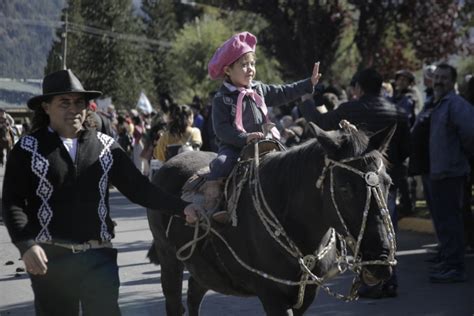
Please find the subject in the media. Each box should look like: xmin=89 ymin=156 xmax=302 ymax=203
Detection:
xmin=311 ymin=62 xmax=322 ymax=86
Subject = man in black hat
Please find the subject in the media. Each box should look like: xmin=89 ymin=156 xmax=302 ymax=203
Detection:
xmin=2 ymin=69 xmax=189 ymax=315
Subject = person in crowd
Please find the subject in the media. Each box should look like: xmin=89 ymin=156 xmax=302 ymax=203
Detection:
xmin=409 ymin=64 xmax=439 ymax=262
xmin=191 ymin=95 xmax=205 ymax=131
xmin=153 ymin=104 xmax=202 ymax=162
xmin=0 ymin=108 xmax=17 ymax=140
xmin=140 ymin=110 xmax=167 ymax=163
xmin=423 ymin=65 xmax=437 ymax=103
xmin=115 ymin=115 xmax=134 ymax=158
xmin=461 ymin=75 xmax=474 ymax=252
xmin=278 ymin=115 xmax=304 ymax=147
xmin=184 ymin=31 xmax=321 ymax=224
xmin=0 ymin=108 xmax=15 ymax=127
xmin=131 ymin=115 xmax=145 ymax=173
xmin=427 ymin=64 xmax=474 ymax=283
xmin=392 ymin=70 xmax=422 ymax=218
xmin=392 ymin=69 xmax=423 ymax=125
xmin=299 ymin=67 xmax=410 ymax=298
xmin=200 ymin=91 xmax=218 ymax=153
xmin=1 ymin=69 xmax=189 ymax=315
xmin=382 ymin=81 xmax=394 ymax=99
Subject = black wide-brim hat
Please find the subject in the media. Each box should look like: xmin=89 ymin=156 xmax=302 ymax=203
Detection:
xmin=27 ymin=69 xmax=102 ymax=110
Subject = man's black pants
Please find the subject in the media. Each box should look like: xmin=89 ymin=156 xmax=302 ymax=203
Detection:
xmin=29 ymin=244 xmax=120 ymax=316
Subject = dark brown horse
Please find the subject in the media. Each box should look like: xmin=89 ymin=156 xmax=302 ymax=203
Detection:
xmin=147 ymin=123 xmax=397 ymax=315
xmin=0 ymin=125 xmax=14 ymax=166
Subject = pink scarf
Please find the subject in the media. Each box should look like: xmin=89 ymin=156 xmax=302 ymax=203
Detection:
xmin=234 ymin=88 xmax=280 ymax=139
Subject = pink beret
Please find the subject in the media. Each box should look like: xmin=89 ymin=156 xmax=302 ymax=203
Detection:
xmin=208 ymin=32 xmax=257 ymax=80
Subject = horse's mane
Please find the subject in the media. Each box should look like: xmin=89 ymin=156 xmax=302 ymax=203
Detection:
xmin=261 ymin=128 xmax=387 ymax=190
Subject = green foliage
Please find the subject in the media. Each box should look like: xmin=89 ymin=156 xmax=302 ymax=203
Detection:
xmin=0 ymin=0 xmax=65 ymax=78
xmin=329 ymin=21 xmax=360 ymax=87
xmin=141 ymin=0 xmax=178 ymax=99
xmin=45 ymin=0 xmax=156 ymax=109
xmin=202 ymin=0 xmax=348 ymax=81
xmin=4 ymin=0 xmax=473 ymax=108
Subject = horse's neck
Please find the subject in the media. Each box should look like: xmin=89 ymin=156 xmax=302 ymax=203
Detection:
xmin=259 ymin=142 xmax=327 ymax=253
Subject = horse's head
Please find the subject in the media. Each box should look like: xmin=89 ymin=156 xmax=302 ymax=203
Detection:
xmin=309 ymin=122 xmax=396 ymax=286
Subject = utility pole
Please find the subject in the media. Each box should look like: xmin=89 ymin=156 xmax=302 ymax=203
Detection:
xmin=62 ymin=12 xmax=68 ymax=70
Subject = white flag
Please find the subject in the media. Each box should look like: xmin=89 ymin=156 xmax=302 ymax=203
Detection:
xmin=136 ymin=91 xmax=153 ymax=114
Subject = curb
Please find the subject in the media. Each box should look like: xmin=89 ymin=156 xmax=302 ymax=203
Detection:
xmin=398 ymin=217 xmax=434 ymax=234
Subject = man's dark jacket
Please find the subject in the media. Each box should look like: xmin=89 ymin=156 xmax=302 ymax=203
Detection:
xmin=2 ymin=127 xmax=187 ymax=255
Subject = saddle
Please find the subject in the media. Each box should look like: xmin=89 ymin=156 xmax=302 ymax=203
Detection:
xmin=181 ymin=139 xmax=286 ymax=225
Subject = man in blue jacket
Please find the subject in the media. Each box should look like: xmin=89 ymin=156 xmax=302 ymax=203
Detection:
xmin=428 ymin=63 xmax=474 ymax=283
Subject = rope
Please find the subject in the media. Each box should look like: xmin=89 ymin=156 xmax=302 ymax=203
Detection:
xmin=175 ymin=210 xmax=212 ymax=261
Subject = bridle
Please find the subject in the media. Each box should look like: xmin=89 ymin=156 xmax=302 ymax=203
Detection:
xmin=315 ymin=153 xmax=397 ymax=273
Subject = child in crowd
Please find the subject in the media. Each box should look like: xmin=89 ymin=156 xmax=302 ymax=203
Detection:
xmin=153 ymin=104 xmax=202 ymax=162
xmin=185 ymin=31 xmax=321 ymax=224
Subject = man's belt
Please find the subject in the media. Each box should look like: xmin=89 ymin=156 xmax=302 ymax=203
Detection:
xmin=42 ymin=240 xmax=113 ymax=253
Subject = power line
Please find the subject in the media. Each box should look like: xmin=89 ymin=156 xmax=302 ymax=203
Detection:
xmin=1 ymin=17 xmax=171 ymax=48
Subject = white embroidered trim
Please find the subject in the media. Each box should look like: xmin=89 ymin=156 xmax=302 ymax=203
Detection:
xmin=20 ymin=136 xmax=53 ymax=242
xmin=97 ymin=132 xmax=114 ymax=241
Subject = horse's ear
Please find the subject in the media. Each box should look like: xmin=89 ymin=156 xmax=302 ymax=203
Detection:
xmin=368 ymin=124 xmax=396 ymax=154
xmin=308 ymin=122 xmax=339 ymax=154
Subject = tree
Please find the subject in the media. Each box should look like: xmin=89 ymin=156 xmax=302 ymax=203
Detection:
xmin=45 ymin=0 xmax=84 ymax=75
xmin=45 ymin=0 xmax=156 ymax=109
xmin=349 ymin=0 xmax=472 ymax=78
xmin=200 ymin=0 xmax=349 ymax=81
xmin=408 ymin=0 xmax=472 ymax=64
xmin=0 ymin=0 xmax=65 ymax=78
xmin=141 ymin=0 xmax=179 ymax=99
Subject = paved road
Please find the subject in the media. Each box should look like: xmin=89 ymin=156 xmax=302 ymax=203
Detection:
xmin=0 ymin=164 xmax=473 ymax=315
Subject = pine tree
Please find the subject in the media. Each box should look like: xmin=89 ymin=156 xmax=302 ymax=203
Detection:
xmin=141 ymin=0 xmax=179 ymax=99
xmin=45 ymin=0 xmax=156 ymax=109
xmin=45 ymin=0 xmax=84 ymax=75
xmin=78 ymin=0 xmax=155 ymax=108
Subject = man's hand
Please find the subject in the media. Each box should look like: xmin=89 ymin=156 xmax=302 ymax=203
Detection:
xmin=246 ymin=132 xmax=264 ymax=144
xmin=22 ymin=245 xmax=48 ymax=275
xmin=311 ymin=62 xmax=322 ymax=86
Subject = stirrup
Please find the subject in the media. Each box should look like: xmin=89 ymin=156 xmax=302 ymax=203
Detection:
xmin=212 ymin=211 xmax=230 ymax=224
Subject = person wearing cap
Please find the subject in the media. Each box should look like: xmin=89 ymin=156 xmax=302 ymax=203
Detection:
xmin=184 ymin=31 xmax=321 ymax=224
xmin=1 ymin=69 xmax=189 ymax=315
xmin=392 ymin=69 xmax=422 ymax=126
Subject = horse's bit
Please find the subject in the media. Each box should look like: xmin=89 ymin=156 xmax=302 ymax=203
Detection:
xmin=316 ymin=154 xmax=397 ymax=271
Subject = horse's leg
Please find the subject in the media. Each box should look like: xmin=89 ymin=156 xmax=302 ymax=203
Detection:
xmin=156 ymin=243 xmax=186 ymax=316
xmin=259 ymin=292 xmax=294 ymax=316
xmin=292 ymin=286 xmax=318 ymax=316
xmin=186 ymin=276 xmax=208 ymax=316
